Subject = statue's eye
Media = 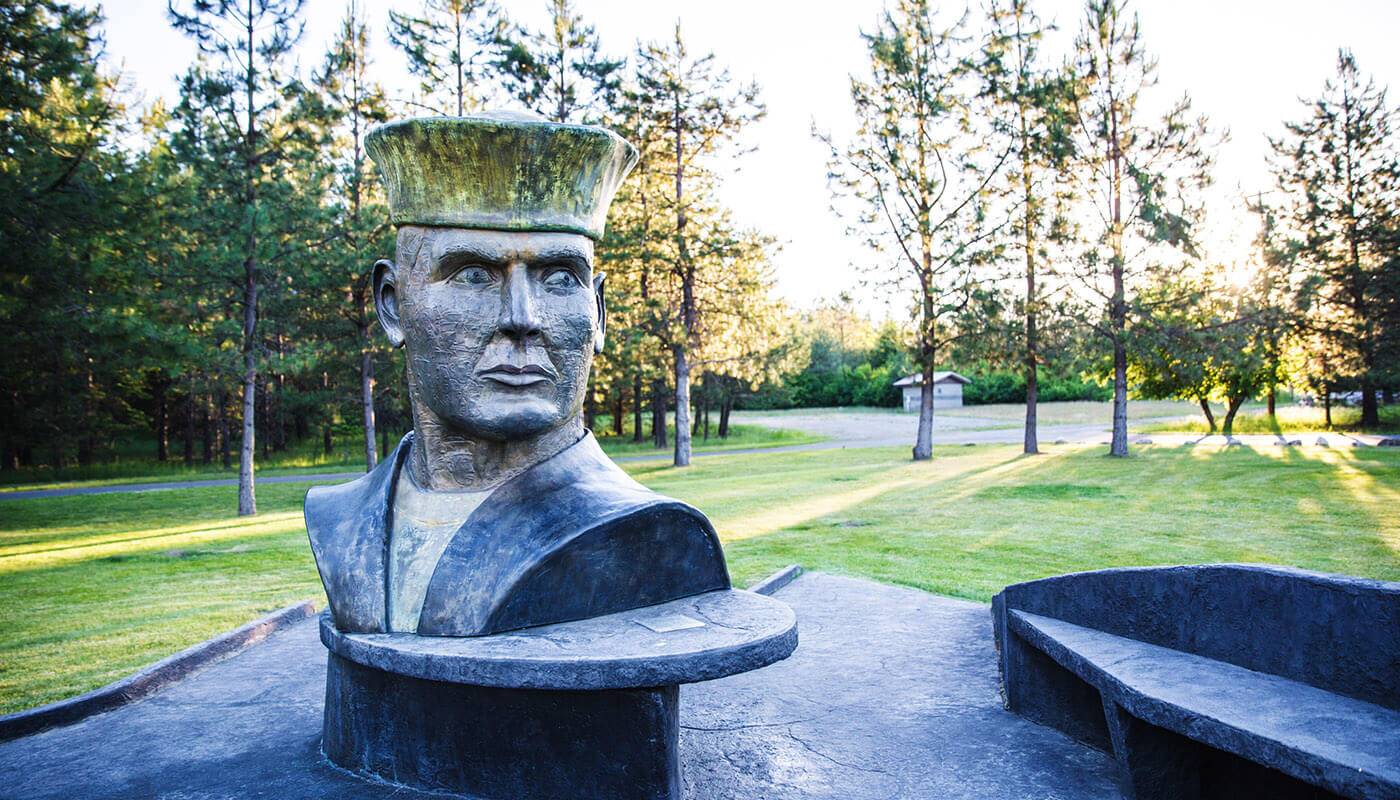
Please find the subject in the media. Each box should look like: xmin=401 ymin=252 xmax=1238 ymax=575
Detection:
xmin=542 ymin=269 xmax=579 ymax=290
xmin=453 ymin=266 xmax=492 ymax=285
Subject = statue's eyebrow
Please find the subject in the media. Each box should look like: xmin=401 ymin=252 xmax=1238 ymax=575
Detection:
xmin=528 ymin=244 xmax=592 ymax=273
xmin=429 ymin=242 xmax=505 ymax=278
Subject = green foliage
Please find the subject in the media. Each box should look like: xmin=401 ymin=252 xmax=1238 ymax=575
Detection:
xmin=0 ymin=1 xmax=139 ymax=468
xmin=820 ymin=0 xmax=1009 ymax=458
xmin=494 ymin=0 xmax=622 ymax=123
xmin=387 ymin=0 xmax=502 ymax=116
xmin=960 ymin=369 xmax=1108 ymax=405
xmin=1270 ymin=50 xmax=1400 ymax=426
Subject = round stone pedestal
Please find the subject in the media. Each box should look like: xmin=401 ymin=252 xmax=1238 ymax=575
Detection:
xmin=319 ymin=589 xmax=798 ymax=800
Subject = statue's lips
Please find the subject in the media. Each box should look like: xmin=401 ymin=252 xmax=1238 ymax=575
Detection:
xmin=479 ymin=364 xmax=555 ymax=387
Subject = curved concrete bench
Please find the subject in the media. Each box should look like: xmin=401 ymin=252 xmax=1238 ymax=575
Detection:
xmin=321 ymin=588 xmax=797 ymax=800
xmin=992 ymin=565 xmax=1400 ymax=800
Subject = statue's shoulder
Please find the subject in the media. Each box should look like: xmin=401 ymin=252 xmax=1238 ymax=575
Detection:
xmin=304 ymin=436 xmax=409 ymax=634
xmin=304 ymin=439 xmax=404 ymax=542
xmin=502 ymin=432 xmax=721 ymax=549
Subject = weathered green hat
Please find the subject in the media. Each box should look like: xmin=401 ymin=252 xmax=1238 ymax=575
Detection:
xmin=366 ymin=111 xmax=639 ymax=240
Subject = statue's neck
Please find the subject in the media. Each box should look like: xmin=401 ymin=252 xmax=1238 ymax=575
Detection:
xmin=407 ymin=407 xmax=585 ymax=492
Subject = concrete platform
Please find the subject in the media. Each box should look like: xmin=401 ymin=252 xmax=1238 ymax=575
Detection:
xmin=0 ymin=573 xmax=1117 ymax=799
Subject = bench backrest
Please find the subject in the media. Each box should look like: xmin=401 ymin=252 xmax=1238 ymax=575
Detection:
xmin=994 ymin=564 xmax=1400 ymax=710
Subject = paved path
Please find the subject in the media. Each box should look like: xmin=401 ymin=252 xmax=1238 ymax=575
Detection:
xmin=0 ymin=572 xmax=1116 ymax=799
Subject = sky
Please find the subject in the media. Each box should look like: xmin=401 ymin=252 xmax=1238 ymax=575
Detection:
xmin=94 ymin=0 xmax=1400 ymax=317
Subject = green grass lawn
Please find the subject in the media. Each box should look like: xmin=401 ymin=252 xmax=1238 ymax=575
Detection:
xmin=3 ymin=442 xmax=1398 ymax=714
xmin=1142 ymin=403 xmax=1400 ymax=434
xmin=0 ymin=423 xmax=818 ymax=493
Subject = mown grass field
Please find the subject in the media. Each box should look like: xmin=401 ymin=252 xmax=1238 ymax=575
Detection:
xmin=3 ymin=440 xmax=1397 ymax=714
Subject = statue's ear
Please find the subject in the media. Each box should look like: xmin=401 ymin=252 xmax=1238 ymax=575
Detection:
xmin=373 ymin=259 xmax=405 ymax=348
xmin=592 ymin=272 xmax=606 ymax=354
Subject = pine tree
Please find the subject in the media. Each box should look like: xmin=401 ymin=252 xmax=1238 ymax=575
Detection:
xmin=634 ymin=24 xmax=765 ymax=467
xmin=1063 ymin=0 xmax=1214 ymax=457
xmin=821 ymin=0 xmax=1010 ymax=461
xmin=388 ymin=0 xmax=503 ymax=116
xmin=1270 ymin=50 xmax=1399 ymax=427
xmin=0 ymin=1 xmax=132 ymax=469
xmin=316 ymin=1 xmax=394 ymax=470
xmin=495 ymin=0 xmax=622 ymax=123
xmin=979 ymin=0 xmax=1075 ymax=455
xmin=168 ymin=0 xmax=309 ymax=514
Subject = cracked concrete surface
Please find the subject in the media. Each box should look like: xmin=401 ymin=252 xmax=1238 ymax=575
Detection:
xmin=0 ymin=572 xmax=1116 ymax=799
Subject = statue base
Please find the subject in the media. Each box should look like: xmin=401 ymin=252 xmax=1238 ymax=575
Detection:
xmin=325 ymin=653 xmax=680 ymax=798
xmin=317 ymin=589 xmax=798 ymax=800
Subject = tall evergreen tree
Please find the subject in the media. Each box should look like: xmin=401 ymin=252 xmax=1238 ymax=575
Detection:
xmin=388 ymin=0 xmax=502 ymax=115
xmin=1270 ymin=50 xmax=1399 ymax=426
xmin=821 ymin=0 xmax=1010 ymax=461
xmin=495 ymin=0 xmax=622 ymax=124
xmin=634 ymin=23 xmax=765 ymax=467
xmin=0 ymin=1 xmax=131 ymax=469
xmin=980 ymin=0 xmax=1075 ymax=455
xmin=315 ymin=0 xmax=393 ymax=471
xmin=1063 ymin=0 xmax=1214 ymax=457
xmin=168 ymin=0 xmax=309 ymax=514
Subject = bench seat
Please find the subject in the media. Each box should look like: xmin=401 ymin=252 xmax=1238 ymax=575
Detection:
xmin=1010 ymin=610 xmax=1400 ymax=799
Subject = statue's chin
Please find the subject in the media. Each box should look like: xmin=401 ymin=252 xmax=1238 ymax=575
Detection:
xmin=445 ymin=402 xmax=571 ymax=443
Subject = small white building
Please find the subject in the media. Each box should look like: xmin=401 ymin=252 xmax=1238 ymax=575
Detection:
xmin=894 ymin=371 xmax=972 ymax=412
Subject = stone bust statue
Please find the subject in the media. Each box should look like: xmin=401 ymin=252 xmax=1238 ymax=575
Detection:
xmin=305 ymin=112 xmax=730 ymax=637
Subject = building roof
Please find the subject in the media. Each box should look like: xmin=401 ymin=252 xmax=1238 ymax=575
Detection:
xmin=892 ymin=371 xmax=972 ymax=387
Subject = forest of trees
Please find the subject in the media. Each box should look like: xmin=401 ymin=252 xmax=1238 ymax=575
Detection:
xmin=1 ymin=0 xmax=1397 ymax=509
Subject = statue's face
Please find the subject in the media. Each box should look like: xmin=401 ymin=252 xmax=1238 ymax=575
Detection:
xmin=374 ymin=226 xmax=604 ymax=442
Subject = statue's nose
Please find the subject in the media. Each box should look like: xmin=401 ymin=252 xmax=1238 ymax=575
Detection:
xmin=498 ymin=264 xmax=542 ymax=340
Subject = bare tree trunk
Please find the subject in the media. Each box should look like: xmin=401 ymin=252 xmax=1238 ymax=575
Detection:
xmin=673 ymin=346 xmax=692 ymax=467
xmin=1221 ymin=395 xmax=1246 ymax=438
xmin=1360 ymin=381 xmax=1379 ymax=427
xmin=1198 ymin=398 xmax=1216 ymax=434
xmin=651 ymin=380 xmax=667 ymax=449
xmin=1267 ymin=387 xmax=1276 ymax=417
xmin=913 ymin=364 xmax=935 ymax=461
xmin=632 ymin=374 xmax=644 ymax=442
xmin=613 ymin=392 xmax=624 ymax=437
xmin=201 ymin=395 xmax=212 ymax=465
xmin=360 ymin=348 xmax=377 ymax=471
xmin=237 ymin=183 xmax=259 ymax=504
xmin=1023 ymin=338 xmax=1039 ymax=455
xmin=702 ymin=388 xmax=710 ymax=441
xmin=718 ymin=396 xmax=732 ymax=438
xmin=183 ymin=389 xmax=195 ymax=466
xmin=1110 ymin=336 xmax=1129 ymax=456
xmin=1323 ymin=384 xmax=1333 ymax=428
xmin=154 ymin=378 xmax=169 ymax=462
xmin=218 ymin=389 xmax=231 ymax=469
